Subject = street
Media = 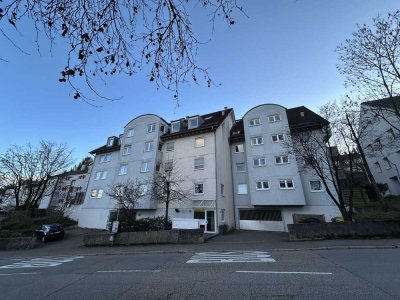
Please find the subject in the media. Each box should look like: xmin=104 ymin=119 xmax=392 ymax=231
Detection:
xmin=0 ymin=248 xmax=399 ymax=299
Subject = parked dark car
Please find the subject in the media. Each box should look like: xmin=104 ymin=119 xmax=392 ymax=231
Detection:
xmin=34 ymin=224 xmax=64 ymax=242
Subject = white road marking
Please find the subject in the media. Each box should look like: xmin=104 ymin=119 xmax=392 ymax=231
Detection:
xmin=236 ymin=271 xmax=333 ymax=275
xmin=0 ymin=256 xmax=83 ymax=269
xmin=187 ymin=251 xmax=276 ymax=263
xmin=0 ymin=272 xmax=40 ymax=276
xmin=97 ymin=270 xmax=161 ymax=273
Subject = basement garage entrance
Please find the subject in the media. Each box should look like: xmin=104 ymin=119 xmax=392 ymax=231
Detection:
xmin=239 ymin=209 xmax=285 ymax=232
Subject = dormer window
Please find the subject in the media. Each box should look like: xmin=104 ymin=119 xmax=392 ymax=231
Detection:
xmin=171 ymin=121 xmax=180 ymax=133
xmin=118 ymin=134 xmax=123 ymax=145
xmin=127 ymin=128 xmax=134 ymax=137
xmin=107 ymin=137 xmax=114 ymax=147
xmin=188 ymin=117 xmax=199 ymax=129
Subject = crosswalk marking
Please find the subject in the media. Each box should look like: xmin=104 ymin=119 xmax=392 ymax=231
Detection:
xmin=0 ymin=256 xmax=83 ymax=269
xmin=187 ymin=251 xmax=276 ymax=263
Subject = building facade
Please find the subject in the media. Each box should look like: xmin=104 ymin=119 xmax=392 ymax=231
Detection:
xmin=359 ymin=98 xmax=400 ymax=196
xmin=76 ymin=104 xmax=341 ymax=232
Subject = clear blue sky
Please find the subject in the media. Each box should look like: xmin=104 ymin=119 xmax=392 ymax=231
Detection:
xmin=0 ymin=0 xmax=399 ymax=162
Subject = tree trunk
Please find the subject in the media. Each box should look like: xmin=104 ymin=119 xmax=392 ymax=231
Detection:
xmin=165 ymin=182 xmax=170 ymax=230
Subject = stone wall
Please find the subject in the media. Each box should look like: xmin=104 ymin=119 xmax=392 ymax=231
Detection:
xmin=288 ymin=221 xmax=400 ymax=240
xmin=84 ymin=229 xmax=204 ymax=246
xmin=0 ymin=237 xmax=39 ymax=250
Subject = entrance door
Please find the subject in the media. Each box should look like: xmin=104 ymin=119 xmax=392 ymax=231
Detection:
xmin=194 ymin=209 xmax=216 ymax=233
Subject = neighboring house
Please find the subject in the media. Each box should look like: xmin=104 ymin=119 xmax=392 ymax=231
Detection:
xmin=359 ymin=97 xmax=400 ymax=196
xmin=76 ymin=104 xmax=341 ymax=232
xmin=230 ymin=104 xmax=340 ymax=232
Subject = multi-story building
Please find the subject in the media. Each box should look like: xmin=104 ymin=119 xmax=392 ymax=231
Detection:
xmin=230 ymin=104 xmax=340 ymax=231
xmin=359 ymin=97 xmax=400 ymax=196
xmin=76 ymin=104 xmax=341 ymax=232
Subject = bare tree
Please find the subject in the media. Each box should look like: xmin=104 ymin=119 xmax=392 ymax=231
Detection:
xmin=151 ymin=158 xmax=190 ymax=229
xmin=337 ymin=10 xmax=400 ymax=132
xmin=107 ymin=179 xmax=147 ymax=224
xmin=0 ymin=141 xmax=73 ymax=210
xmin=0 ymin=0 xmax=244 ymax=102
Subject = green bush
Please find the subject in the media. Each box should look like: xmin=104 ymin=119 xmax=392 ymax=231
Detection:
xmin=0 ymin=229 xmax=23 ymax=238
xmin=354 ymin=211 xmax=399 ymax=222
xmin=119 ymin=216 xmax=172 ymax=232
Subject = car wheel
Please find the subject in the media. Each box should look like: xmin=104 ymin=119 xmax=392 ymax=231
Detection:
xmin=41 ymin=236 xmax=46 ymax=243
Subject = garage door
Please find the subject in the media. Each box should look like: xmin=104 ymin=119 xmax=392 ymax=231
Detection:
xmin=239 ymin=209 xmax=285 ymax=232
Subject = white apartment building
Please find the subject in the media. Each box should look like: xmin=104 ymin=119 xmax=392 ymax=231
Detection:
xmin=76 ymin=104 xmax=341 ymax=232
xmin=359 ymin=97 xmax=400 ymax=196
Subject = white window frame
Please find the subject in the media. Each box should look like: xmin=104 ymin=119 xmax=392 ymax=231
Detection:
xmin=188 ymin=117 xmax=199 ymax=129
xmin=271 ymin=134 xmax=285 ymax=143
xmin=171 ymin=121 xmax=180 ymax=133
xmin=107 ymin=137 xmax=114 ymax=147
xmin=279 ymin=179 xmax=295 ymax=190
xmin=383 ymin=158 xmax=391 ymax=169
xmin=144 ymin=141 xmax=154 ymax=152
xmin=194 ymin=183 xmax=204 ymax=195
xmin=268 ymin=114 xmax=281 ymax=123
xmin=235 ymin=144 xmax=244 ymax=153
xmin=122 ymin=145 xmax=131 ymax=156
xmin=253 ymin=157 xmax=266 ymax=167
xmin=140 ymin=184 xmax=150 ymax=196
xmin=275 ymin=155 xmax=289 ymax=164
xmin=309 ymin=180 xmax=324 ymax=192
xmin=164 ymin=160 xmax=173 ymax=171
xmin=237 ymin=184 xmax=248 ymax=195
xmin=140 ymin=161 xmax=151 ymax=173
xmin=126 ymin=128 xmax=135 ymax=137
xmin=375 ymin=162 xmax=382 ymax=173
xmin=256 ymin=181 xmax=270 ymax=190
xmin=194 ymin=157 xmax=205 ymax=170
xmin=251 ymin=136 xmax=264 ymax=146
xmin=195 ymin=137 xmax=205 ymax=148
xmin=95 ymin=171 xmax=102 ymax=180
xmin=147 ymin=123 xmax=156 ymax=133
xmin=235 ymin=163 xmax=246 ymax=172
xmin=97 ymin=189 xmax=104 ymax=198
xmin=119 ymin=165 xmax=128 ymax=175
xmin=90 ymin=189 xmax=97 ymax=198
xmin=166 ymin=142 xmax=174 ymax=151
xmin=248 ymin=118 xmax=261 ymax=127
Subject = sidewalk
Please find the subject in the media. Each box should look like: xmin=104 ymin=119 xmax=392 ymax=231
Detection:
xmin=1 ymin=228 xmax=399 ymax=259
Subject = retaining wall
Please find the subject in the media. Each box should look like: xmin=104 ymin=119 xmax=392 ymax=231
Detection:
xmin=84 ymin=229 xmax=204 ymax=246
xmin=288 ymin=221 xmax=400 ymax=240
xmin=0 ymin=237 xmax=39 ymax=250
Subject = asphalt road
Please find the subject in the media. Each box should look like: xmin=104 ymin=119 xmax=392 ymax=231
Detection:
xmin=0 ymin=248 xmax=399 ymax=299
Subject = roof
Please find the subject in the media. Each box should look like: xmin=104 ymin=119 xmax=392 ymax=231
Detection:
xmin=229 ymin=119 xmax=244 ymax=142
xmin=89 ymin=144 xmax=121 ymax=155
xmin=287 ymin=106 xmax=329 ymax=131
xmin=361 ymin=96 xmax=400 ymax=109
xmin=162 ymin=108 xmax=233 ymax=141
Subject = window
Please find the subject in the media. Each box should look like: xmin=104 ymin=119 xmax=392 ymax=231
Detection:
xmin=166 ymin=142 xmax=174 ymax=151
xmin=90 ymin=189 xmax=97 ymax=198
xmin=194 ymin=157 xmax=205 ymax=170
xmin=237 ymin=184 xmax=248 ymax=195
xmin=235 ymin=144 xmax=244 ymax=153
xmin=275 ymin=155 xmax=289 ymax=164
xmin=272 ymin=134 xmax=285 ymax=142
xmin=171 ymin=121 xmax=180 ymax=133
xmin=141 ymin=161 xmax=151 ymax=173
xmin=249 ymin=118 xmax=260 ymax=127
xmin=194 ymin=183 xmax=204 ymax=195
xmin=236 ymin=163 xmax=246 ymax=172
xmin=160 ymin=125 xmax=165 ymax=133
xmin=220 ymin=184 xmax=224 ymax=196
xmin=189 ymin=117 xmax=199 ymax=129
xmin=140 ymin=184 xmax=149 ymax=196
xmin=127 ymin=128 xmax=134 ymax=137
xmin=144 ymin=142 xmax=154 ymax=152
xmin=164 ymin=160 xmax=173 ymax=171
xmin=256 ymin=181 xmax=270 ymax=190
xmin=251 ymin=136 xmax=264 ymax=146
xmin=122 ymin=145 xmax=131 ymax=155
xmin=253 ymin=157 xmax=266 ymax=167
xmin=375 ymin=162 xmax=382 ymax=173
xmin=97 ymin=189 xmax=103 ymax=198
xmin=279 ymin=179 xmax=295 ymax=189
xmin=147 ymin=123 xmax=156 ymax=133
xmin=383 ymin=158 xmax=391 ymax=169
xmin=107 ymin=137 xmax=114 ymax=147
xmin=195 ymin=137 xmax=205 ymax=147
xmin=95 ymin=171 xmax=107 ymax=180
xmin=118 ymin=135 xmax=124 ymax=145
xmin=119 ymin=165 xmax=128 ymax=175
xmin=310 ymin=180 xmax=323 ymax=192
xmin=268 ymin=114 xmax=281 ymax=123
xmin=100 ymin=154 xmax=111 ymax=163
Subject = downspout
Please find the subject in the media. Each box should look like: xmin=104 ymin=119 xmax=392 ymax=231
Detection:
xmin=214 ymin=130 xmax=219 ymax=233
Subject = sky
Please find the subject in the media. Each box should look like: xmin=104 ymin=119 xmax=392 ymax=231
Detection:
xmin=1 ymin=0 xmax=399 ymax=162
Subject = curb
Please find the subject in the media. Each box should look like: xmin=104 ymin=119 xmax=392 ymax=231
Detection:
xmin=1 ymin=244 xmax=399 ymax=260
